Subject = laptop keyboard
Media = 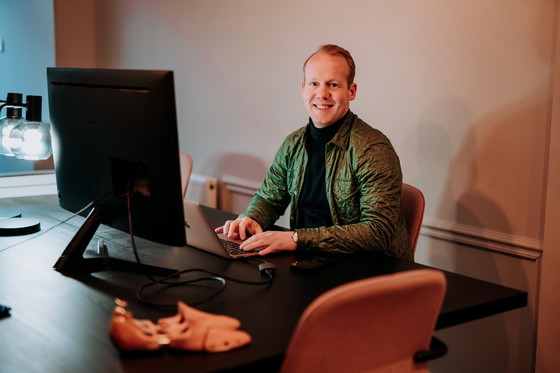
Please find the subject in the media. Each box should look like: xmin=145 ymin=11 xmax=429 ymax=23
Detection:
xmin=219 ymin=238 xmax=259 ymax=256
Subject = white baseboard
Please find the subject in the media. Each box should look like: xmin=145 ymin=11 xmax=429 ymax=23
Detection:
xmin=422 ymin=216 xmax=542 ymax=260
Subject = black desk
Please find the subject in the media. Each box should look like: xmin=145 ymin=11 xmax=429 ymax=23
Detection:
xmin=0 ymin=195 xmax=527 ymax=372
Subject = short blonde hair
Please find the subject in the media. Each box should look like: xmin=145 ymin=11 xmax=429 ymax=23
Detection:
xmin=303 ymin=44 xmax=356 ymax=85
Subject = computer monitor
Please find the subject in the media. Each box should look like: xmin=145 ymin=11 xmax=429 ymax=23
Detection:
xmin=47 ymin=67 xmax=185 ymax=275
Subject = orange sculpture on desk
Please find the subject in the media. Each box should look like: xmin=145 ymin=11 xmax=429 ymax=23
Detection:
xmin=109 ymin=299 xmax=251 ymax=353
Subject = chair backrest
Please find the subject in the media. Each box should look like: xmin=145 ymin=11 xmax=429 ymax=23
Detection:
xmin=401 ymin=183 xmax=425 ymax=254
xmin=179 ymin=152 xmax=193 ymax=199
xmin=280 ymin=269 xmax=446 ymax=373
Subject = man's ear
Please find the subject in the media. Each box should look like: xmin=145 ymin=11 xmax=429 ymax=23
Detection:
xmin=348 ymin=83 xmax=357 ymax=101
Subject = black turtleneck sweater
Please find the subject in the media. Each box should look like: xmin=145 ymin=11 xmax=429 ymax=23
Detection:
xmin=297 ymin=112 xmax=348 ymax=229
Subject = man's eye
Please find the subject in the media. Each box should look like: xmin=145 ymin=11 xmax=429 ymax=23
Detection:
xmin=310 ymin=82 xmax=318 ymax=86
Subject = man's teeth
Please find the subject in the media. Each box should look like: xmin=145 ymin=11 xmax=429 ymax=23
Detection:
xmin=316 ymin=105 xmax=331 ymax=109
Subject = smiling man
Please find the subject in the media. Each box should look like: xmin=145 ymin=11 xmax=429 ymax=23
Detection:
xmin=218 ymin=44 xmax=412 ymax=260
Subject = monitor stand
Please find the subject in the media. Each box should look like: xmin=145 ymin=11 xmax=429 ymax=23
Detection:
xmin=53 ymin=206 xmax=178 ymax=276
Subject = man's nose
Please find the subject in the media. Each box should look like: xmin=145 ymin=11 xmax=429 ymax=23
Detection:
xmin=317 ymin=84 xmax=329 ymax=99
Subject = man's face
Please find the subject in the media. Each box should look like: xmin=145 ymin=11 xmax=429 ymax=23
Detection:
xmin=301 ymin=53 xmax=357 ymax=128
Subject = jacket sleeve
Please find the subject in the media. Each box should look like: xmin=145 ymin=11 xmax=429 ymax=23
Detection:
xmin=239 ymin=137 xmax=294 ymax=230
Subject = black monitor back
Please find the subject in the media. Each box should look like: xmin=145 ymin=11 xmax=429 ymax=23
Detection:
xmin=47 ymin=68 xmax=186 ymax=247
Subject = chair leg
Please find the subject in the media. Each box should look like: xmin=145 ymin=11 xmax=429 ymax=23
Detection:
xmin=413 ymin=336 xmax=448 ymax=362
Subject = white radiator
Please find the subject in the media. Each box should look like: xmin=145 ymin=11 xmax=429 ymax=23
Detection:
xmin=219 ymin=175 xmax=259 ymax=214
xmin=185 ymin=173 xmax=218 ymax=208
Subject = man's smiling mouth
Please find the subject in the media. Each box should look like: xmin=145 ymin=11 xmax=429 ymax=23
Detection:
xmin=314 ymin=104 xmax=333 ymax=110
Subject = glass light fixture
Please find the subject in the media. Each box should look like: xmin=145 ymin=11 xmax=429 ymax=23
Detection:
xmin=0 ymin=107 xmax=23 ymax=156
xmin=0 ymin=93 xmax=24 ymax=156
xmin=0 ymin=93 xmax=47 ymax=236
xmin=9 ymin=96 xmax=52 ymax=160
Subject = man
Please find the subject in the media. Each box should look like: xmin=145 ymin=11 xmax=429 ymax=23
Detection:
xmin=217 ymin=44 xmax=412 ymax=260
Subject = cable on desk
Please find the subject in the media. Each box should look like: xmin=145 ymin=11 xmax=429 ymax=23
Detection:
xmin=123 ymin=187 xmax=276 ymax=309
xmin=135 ymin=263 xmax=275 ymax=308
xmin=136 ymin=269 xmax=227 ymax=308
xmin=132 ymin=251 xmax=276 ymax=308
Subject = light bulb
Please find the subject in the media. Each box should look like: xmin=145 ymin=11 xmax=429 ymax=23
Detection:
xmin=0 ymin=107 xmax=23 ymax=156
xmin=9 ymin=120 xmax=52 ymax=160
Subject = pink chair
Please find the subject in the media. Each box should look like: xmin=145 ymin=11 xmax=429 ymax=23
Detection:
xmin=280 ymin=269 xmax=447 ymax=373
xmin=401 ymin=183 xmax=425 ymax=254
xmin=179 ymin=152 xmax=192 ymax=199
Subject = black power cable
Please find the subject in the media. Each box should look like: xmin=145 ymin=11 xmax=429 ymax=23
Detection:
xmin=123 ymin=183 xmax=276 ymax=309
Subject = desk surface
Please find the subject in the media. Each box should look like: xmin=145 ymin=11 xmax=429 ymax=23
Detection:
xmin=0 ymin=195 xmax=527 ymax=373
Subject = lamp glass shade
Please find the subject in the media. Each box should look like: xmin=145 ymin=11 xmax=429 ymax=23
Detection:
xmin=0 ymin=108 xmax=23 ymax=156
xmin=9 ymin=120 xmax=52 ymax=160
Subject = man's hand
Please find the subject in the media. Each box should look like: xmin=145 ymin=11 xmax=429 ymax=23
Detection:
xmin=240 ymin=231 xmax=297 ymax=256
xmin=216 ymin=217 xmax=297 ymax=256
xmin=215 ymin=217 xmax=263 ymax=241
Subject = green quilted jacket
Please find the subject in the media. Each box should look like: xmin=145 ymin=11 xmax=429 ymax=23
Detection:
xmin=241 ymin=112 xmax=413 ymax=260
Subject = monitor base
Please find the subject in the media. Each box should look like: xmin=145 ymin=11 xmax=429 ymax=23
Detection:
xmin=53 ymin=206 xmax=177 ymax=276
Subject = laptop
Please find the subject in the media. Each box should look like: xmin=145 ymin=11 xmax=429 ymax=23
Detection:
xmin=183 ymin=199 xmax=261 ymax=259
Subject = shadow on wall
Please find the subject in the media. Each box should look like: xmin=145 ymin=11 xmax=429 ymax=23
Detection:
xmin=409 ymin=90 xmax=548 ymax=372
xmin=442 ymin=120 xmax=512 ymax=372
xmin=445 ymin=92 xmax=546 ymax=373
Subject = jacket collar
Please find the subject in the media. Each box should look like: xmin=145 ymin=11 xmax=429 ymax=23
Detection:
xmin=328 ymin=110 xmax=355 ymax=150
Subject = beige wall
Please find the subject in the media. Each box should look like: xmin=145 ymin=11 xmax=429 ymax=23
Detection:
xmin=54 ymin=0 xmax=96 ymax=67
xmin=53 ymin=0 xmax=559 ymax=371
xmin=88 ymin=0 xmax=555 ymax=249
